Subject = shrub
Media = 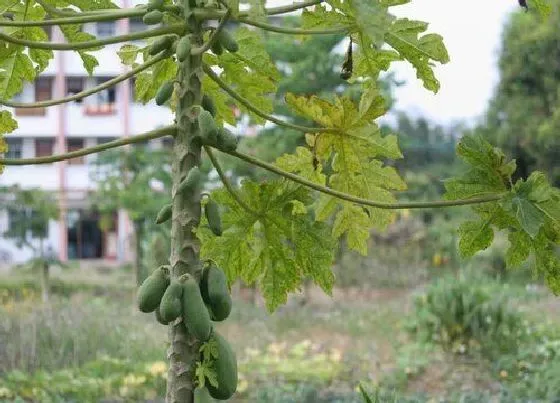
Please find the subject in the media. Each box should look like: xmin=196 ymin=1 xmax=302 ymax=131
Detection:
xmin=406 ymin=270 xmax=530 ymax=356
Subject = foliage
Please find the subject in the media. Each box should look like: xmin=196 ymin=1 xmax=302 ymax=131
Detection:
xmin=406 ymin=270 xmax=530 ymax=357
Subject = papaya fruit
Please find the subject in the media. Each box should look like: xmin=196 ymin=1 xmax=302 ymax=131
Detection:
xmin=155 ymin=81 xmax=174 ymax=106
xmin=194 ymin=387 xmax=213 ymax=403
xmin=198 ymin=110 xmax=218 ymax=145
xmin=176 ymin=35 xmax=192 ymax=62
xmin=204 ymin=199 xmax=222 ymax=237
xmin=217 ymin=30 xmax=238 ymax=53
xmin=216 ymin=128 xmax=238 ymax=152
xmin=211 ymin=40 xmax=223 ymax=55
xmin=181 ymin=275 xmax=212 ymax=341
xmin=155 ymin=203 xmax=173 ymax=224
xmin=155 ymin=305 xmax=170 ymax=325
xmin=147 ymin=0 xmax=164 ymax=11
xmin=137 ymin=265 xmax=170 ymax=313
xmin=160 ymin=280 xmax=183 ymax=323
xmin=149 ymin=35 xmax=175 ymax=56
xmin=201 ymin=264 xmax=231 ymax=322
xmin=143 ymin=9 xmax=163 ymax=25
xmin=201 ymin=94 xmax=216 ymax=117
xmin=207 ymin=332 xmax=238 ymax=400
xmin=177 ymin=166 xmax=201 ymax=194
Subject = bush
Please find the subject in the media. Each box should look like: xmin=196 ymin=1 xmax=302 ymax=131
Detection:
xmin=406 ymin=270 xmax=530 ymax=356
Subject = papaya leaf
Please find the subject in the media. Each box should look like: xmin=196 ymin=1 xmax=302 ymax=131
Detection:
xmin=198 ymin=180 xmax=335 ymax=312
xmin=506 ymin=230 xmax=532 ymax=269
xmin=457 ymin=220 xmax=494 ymax=258
xmin=135 ymin=57 xmax=177 ymax=104
xmin=117 ymin=44 xmax=142 ymax=66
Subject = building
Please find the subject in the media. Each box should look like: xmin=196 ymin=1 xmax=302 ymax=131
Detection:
xmin=0 ymin=0 xmax=175 ymax=264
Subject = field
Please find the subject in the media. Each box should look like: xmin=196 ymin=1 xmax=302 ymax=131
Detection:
xmin=1 ymin=260 xmax=559 ymax=403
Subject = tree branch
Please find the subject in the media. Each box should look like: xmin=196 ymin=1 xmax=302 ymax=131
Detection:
xmin=194 ymin=0 xmax=324 ymax=19
xmin=0 ymin=8 xmax=145 ymax=26
xmin=238 ymin=18 xmax=347 ymax=35
xmin=0 ymin=24 xmax=185 ymax=50
xmin=1 ymin=52 xmax=169 ymax=108
xmin=202 ymin=64 xmax=333 ymax=134
xmin=191 ymin=7 xmax=232 ymax=55
xmin=204 ymin=145 xmax=257 ymax=216
xmin=0 ymin=126 xmax=176 ymax=166
xmin=216 ymin=147 xmax=505 ymax=210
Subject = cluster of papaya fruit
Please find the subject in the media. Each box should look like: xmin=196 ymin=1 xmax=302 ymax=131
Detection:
xmin=137 ymin=262 xmax=237 ymax=400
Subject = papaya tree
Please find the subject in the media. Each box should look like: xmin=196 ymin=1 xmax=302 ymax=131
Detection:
xmin=0 ymin=0 xmax=558 ymax=402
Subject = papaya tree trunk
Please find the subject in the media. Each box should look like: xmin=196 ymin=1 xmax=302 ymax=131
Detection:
xmin=133 ymin=219 xmax=145 ymax=286
xmin=166 ymin=2 xmax=204 ymax=401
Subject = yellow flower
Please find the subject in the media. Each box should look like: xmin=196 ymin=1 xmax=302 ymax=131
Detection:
xmin=0 ymin=387 xmax=13 ymax=398
xmin=499 ymin=370 xmax=508 ymax=378
xmin=237 ymin=379 xmax=249 ymax=393
xmin=267 ymin=342 xmax=286 ymax=355
xmin=149 ymin=361 xmax=168 ymax=376
xmin=123 ymin=373 xmax=146 ymax=386
xmin=329 ymin=348 xmax=342 ymax=363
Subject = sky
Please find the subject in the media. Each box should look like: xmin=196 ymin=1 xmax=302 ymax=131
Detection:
xmin=387 ymin=1 xmax=518 ymax=125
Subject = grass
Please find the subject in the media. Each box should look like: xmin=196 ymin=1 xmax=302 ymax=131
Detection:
xmin=1 ymin=266 xmax=559 ymax=402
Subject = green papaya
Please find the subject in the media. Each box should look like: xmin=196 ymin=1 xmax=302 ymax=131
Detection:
xmin=143 ymin=9 xmax=163 ymax=25
xmin=177 ymin=166 xmax=201 ymax=194
xmin=155 ymin=203 xmax=173 ymax=224
xmin=155 ymin=305 xmax=170 ymax=325
xmin=160 ymin=280 xmax=183 ymax=322
xmin=211 ymin=40 xmax=223 ymax=55
xmin=194 ymin=387 xmax=213 ymax=403
xmin=216 ymin=128 xmax=238 ymax=152
xmin=147 ymin=0 xmax=164 ymax=11
xmin=181 ymin=275 xmax=212 ymax=341
xmin=217 ymin=30 xmax=239 ymax=53
xmin=201 ymin=264 xmax=231 ymax=322
xmin=201 ymin=94 xmax=216 ymax=117
xmin=176 ymin=35 xmax=192 ymax=62
xmin=198 ymin=110 xmax=218 ymax=145
xmin=155 ymin=81 xmax=174 ymax=106
xmin=137 ymin=266 xmax=170 ymax=313
xmin=204 ymin=199 xmax=222 ymax=237
xmin=207 ymin=332 xmax=238 ymax=400
xmin=149 ymin=35 xmax=175 ymax=56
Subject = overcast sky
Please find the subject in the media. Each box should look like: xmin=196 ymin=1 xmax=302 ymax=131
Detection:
xmin=387 ymin=1 xmax=518 ymax=125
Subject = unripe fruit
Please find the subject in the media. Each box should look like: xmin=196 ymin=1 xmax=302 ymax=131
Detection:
xmin=149 ymin=35 xmax=175 ymax=56
xmin=160 ymin=280 xmax=183 ymax=323
xmin=155 ymin=81 xmax=174 ymax=106
xmin=177 ymin=167 xmax=201 ymax=194
xmin=201 ymin=94 xmax=216 ymax=117
xmin=143 ymin=10 xmax=163 ymax=25
xmin=207 ymin=332 xmax=238 ymax=400
xmin=181 ymin=275 xmax=212 ymax=341
xmin=211 ymin=40 xmax=223 ymax=55
xmin=137 ymin=265 xmax=170 ymax=313
xmin=217 ymin=30 xmax=238 ymax=53
xmin=216 ymin=128 xmax=238 ymax=152
xmin=155 ymin=203 xmax=173 ymax=224
xmin=155 ymin=305 xmax=170 ymax=325
xmin=205 ymin=199 xmax=222 ymax=237
xmin=176 ymin=35 xmax=192 ymax=62
xmin=198 ymin=110 xmax=219 ymax=145
xmin=201 ymin=264 xmax=231 ymax=321
xmin=147 ymin=0 xmax=164 ymax=11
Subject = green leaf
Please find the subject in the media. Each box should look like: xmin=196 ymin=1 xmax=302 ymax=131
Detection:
xmin=275 ymin=146 xmax=326 ymax=185
xmin=457 ymin=220 xmax=494 ymax=258
xmin=135 ymin=57 xmax=177 ymax=104
xmin=0 ymin=110 xmax=17 ymax=135
xmin=205 ymin=27 xmax=279 ymax=125
xmin=533 ymin=230 xmax=560 ymax=294
xmin=202 ymin=76 xmax=236 ymax=125
xmin=117 ymin=44 xmax=141 ymax=66
xmin=506 ymin=230 xmax=532 ymax=268
xmin=198 ymin=180 xmax=335 ymax=312
xmin=59 ymin=24 xmax=100 ymax=75
xmin=530 ymin=0 xmax=552 ymax=16
xmin=503 ymin=193 xmax=546 ymax=238
xmin=0 ymin=51 xmax=36 ymax=100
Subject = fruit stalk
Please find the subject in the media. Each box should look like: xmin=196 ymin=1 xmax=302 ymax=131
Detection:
xmin=166 ymin=0 xmax=204 ymax=401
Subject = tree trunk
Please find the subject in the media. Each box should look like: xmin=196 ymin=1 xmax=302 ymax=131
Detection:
xmin=133 ymin=219 xmax=145 ymax=286
xmin=166 ymin=2 xmax=204 ymax=401
xmin=41 ymin=260 xmax=49 ymax=303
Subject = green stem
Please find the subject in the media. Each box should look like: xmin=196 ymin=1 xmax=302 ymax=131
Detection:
xmin=204 ymin=146 xmax=257 ymax=216
xmin=0 ymin=24 xmax=185 ymax=50
xmin=1 ymin=52 xmax=169 ymax=108
xmin=191 ymin=7 xmax=231 ymax=55
xmin=0 ymin=8 xmax=145 ymax=26
xmin=218 ymin=148 xmax=505 ymax=210
xmin=202 ymin=64 xmax=333 ymax=134
xmin=194 ymin=0 xmax=324 ymax=19
xmin=0 ymin=126 xmax=176 ymax=166
xmin=238 ymin=18 xmax=347 ymax=35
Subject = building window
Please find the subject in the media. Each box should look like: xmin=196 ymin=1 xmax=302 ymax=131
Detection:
xmin=35 ymin=77 xmax=52 ymax=101
xmin=35 ymin=138 xmax=55 ymax=157
xmin=95 ymin=77 xmax=116 ymax=104
xmin=96 ymin=21 xmax=116 ymax=38
xmin=67 ymin=77 xmax=85 ymax=102
xmin=67 ymin=139 xmax=84 ymax=165
xmin=7 ymin=208 xmax=48 ymax=239
xmin=129 ymin=17 xmax=145 ymax=34
xmin=4 ymin=138 xmax=22 ymax=159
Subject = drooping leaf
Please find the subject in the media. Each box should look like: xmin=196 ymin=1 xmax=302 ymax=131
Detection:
xmin=457 ymin=220 xmax=494 ymax=258
xmin=135 ymin=57 xmax=177 ymax=104
xmin=117 ymin=44 xmax=142 ymax=66
xmin=506 ymin=230 xmax=532 ymax=269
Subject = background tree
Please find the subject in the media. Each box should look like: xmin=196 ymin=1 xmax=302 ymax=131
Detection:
xmin=0 ymin=186 xmax=59 ymax=302
xmin=479 ymin=3 xmax=560 ymax=185
xmin=0 ymin=1 xmax=557 ymax=402
xmin=90 ymin=144 xmax=172 ymax=285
